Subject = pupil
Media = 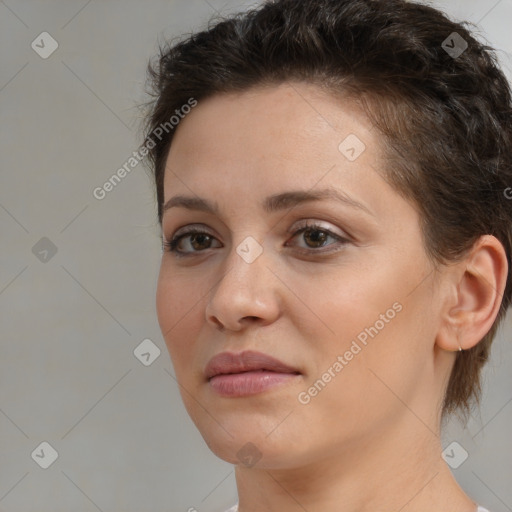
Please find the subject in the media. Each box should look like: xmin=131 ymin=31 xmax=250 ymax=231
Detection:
xmin=305 ymin=229 xmax=327 ymax=247
xmin=191 ymin=234 xmax=210 ymax=250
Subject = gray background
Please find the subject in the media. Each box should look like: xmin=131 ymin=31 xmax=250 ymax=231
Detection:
xmin=1 ymin=0 xmax=511 ymax=511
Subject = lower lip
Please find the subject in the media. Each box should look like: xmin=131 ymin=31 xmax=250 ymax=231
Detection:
xmin=208 ymin=370 xmax=300 ymax=397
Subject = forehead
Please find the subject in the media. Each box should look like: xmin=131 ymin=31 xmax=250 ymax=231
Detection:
xmin=170 ymin=83 xmax=375 ymax=155
xmin=165 ymin=83 xmax=381 ymax=183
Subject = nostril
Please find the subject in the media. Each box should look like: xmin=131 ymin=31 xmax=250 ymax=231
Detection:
xmin=207 ymin=314 xmax=224 ymax=330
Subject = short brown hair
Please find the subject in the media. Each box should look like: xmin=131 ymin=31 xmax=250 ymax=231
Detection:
xmin=142 ymin=0 xmax=512 ymax=422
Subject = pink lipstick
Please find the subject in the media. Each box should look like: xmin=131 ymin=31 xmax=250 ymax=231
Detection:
xmin=205 ymin=350 xmax=301 ymax=397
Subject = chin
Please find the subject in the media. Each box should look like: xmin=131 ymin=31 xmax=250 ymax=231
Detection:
xmin=194 ymin=418 xmax=309 ymax=470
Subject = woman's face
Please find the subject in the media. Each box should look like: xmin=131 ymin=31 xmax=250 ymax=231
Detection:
xmin=156 ymin=82 xmax=447 ymax=468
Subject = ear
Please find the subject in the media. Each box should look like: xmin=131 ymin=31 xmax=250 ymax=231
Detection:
xmin=436 ymin=235 xmax=508 ymax=352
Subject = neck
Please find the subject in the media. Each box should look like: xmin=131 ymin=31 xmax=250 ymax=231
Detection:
xmin=234 ymin=413 xmax=476 ymax=512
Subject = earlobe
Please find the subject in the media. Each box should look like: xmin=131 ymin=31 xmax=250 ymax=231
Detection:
xmin=436 ymin=235 xmax=508 ymax=353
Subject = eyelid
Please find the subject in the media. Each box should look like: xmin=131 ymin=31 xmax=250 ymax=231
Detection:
xmin=287 ymin=218 xmax=348 ymax=238
xmin=168 ymin=219 xmax=347 ymax=243
xmin=172 ymin=223 xmax=215 ymax=238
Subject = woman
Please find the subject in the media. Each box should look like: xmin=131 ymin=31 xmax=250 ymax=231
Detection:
xmin=142 ymin=0 xmax=512 ymax=510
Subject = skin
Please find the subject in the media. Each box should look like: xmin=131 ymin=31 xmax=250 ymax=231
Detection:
xmin=156 ymin=82 xmax=507 ymax=512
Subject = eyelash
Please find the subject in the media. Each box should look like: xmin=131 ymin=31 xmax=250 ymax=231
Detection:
xmin=162 ymin=221 xmax=350 ymax=258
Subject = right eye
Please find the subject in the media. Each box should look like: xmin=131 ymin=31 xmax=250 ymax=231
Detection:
xmin=163 ymin=227 xmax=222 ymax=257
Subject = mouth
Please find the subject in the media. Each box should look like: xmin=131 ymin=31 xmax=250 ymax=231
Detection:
xmin=205 ymin=350 xmax=301 ymax=397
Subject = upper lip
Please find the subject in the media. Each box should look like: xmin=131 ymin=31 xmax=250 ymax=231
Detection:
xmin=205 ymin=350 xmax=300 ymax=379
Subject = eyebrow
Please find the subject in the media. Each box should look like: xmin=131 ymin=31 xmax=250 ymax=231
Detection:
xmin=162 ymin=188 xmax=374 ymax=217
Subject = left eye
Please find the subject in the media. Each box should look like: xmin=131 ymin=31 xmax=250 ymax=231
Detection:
xmin=286 ymin=223 xmax=349 ymax=252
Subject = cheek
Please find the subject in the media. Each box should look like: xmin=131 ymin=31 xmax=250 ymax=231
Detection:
xmin=156 ymin=264 xmax=203 ymax=371
xmin=292 ymin=253 xmax=427 ymax=394
xmin=156 ymin=267 xmax=211 ymax=432
xmin=288 ymin=260 xmax=399 ymax=345
xmin=155 ymin=267 xmax=176 ymax=341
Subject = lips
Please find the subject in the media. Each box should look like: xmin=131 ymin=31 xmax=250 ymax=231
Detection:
xmin=205 ymin=350 xmax=300 ymax=379
xmin=205 ymin=350 xmax=301 ymax=397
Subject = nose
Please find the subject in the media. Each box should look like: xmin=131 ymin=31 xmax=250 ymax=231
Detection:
xmin=205 ymin=239 xmax=281 ymax=331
